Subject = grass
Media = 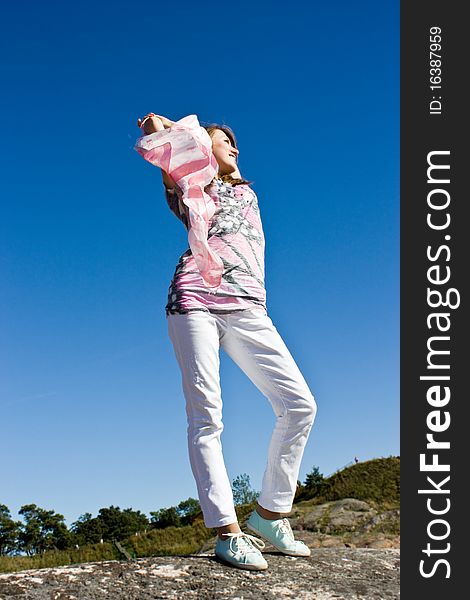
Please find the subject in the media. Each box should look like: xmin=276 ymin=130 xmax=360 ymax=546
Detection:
xmin=0 ymin=542 xmax=119 ymax=573
xmin=0 ymin=522 xmax=214 ymax=574
xmin=296 ymin=456 xmax=400 ymax=507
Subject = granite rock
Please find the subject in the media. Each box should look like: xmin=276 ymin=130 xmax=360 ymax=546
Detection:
xmin=0 ymin=548 xmax=400 ymax=600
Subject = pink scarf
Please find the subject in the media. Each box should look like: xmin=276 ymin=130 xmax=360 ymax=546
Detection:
xmin=134 ymin=115 xmax=223 ymax=291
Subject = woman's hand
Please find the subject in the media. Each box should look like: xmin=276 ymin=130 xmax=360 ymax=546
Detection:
xmin=137 ymin=113 xmax=175 ymax=135
xmin=136 ymin=113 xmax=178 ymax=189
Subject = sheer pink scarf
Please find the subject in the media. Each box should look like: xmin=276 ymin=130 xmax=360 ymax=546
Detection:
xmin=134 ymin=115 xmax=223 ymax=291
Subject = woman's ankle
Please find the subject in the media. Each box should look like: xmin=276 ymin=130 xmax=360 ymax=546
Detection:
xmin=217 ymin=522 xmax=241 ymax=539
xmin=256 ymin=503 xmax=290 ymax=520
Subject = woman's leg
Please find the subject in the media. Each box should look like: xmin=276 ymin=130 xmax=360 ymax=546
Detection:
xmin=221 ymin=308 xmax=317 ymax=515
xmin=167 ymin=311 xmax=240 ymax=533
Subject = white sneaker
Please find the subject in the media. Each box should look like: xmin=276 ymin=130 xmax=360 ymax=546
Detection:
xmin=246 ymin=510 xmax=311 ymax=557
xmin=215 ymin=532 xmax=268 ymax=570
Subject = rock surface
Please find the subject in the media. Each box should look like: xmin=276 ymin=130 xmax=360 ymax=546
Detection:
xmin=254 ymin=499 xmax=400 ymax=550
xmin=0 ymin=548 xmax=399 ymax=600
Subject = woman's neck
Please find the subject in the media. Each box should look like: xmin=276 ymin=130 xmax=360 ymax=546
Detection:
xmin=220 ymin=168 xmax=241 ymax=179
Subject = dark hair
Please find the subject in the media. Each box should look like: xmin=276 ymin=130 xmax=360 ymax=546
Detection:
xmin=203 ymin=124 xmax=253 ymax=187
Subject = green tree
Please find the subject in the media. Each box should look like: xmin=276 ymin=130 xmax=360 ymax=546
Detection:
xmin=18 ymin=504 xmax=71 ymax=555
xmin=96 ymin=506 xmax=149 ymax=542
xmin=150 ymin=506 xmax=181 ymax=529
xmin=232 ymin=473 xmax=259 ymax=505
xmin=70 ymin=513 xmax=104 ymax=546
xmin=176 ymin=498 xmax=201 ymax=525
xmin=304 ymin=466 xmax=325 ymax=488
xmin=0 ymin=504 xmax=21 ymax=556
xmin=304 ymin=466 xmax=326 ymax=497
xmin=148 ymin=498 xmax=201 ymax=529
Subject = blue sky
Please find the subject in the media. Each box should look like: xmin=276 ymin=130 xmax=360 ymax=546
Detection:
xmin=1 ymin=0 xmax=399 ymax=527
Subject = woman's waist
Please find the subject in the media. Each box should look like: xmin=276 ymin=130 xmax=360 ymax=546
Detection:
xmin=175 ymin=261 xmax=265 ymax=288
xmin=179 ymin=243 xmax=264 ymax=278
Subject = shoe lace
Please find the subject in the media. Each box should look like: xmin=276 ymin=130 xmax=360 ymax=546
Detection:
xmin=278 ymin=518 xmax=296 ymax=542
xmin=221 ymin=532 xmax=266 ymax=554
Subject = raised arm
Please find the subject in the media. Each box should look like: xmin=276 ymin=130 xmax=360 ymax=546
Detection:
xmin=137 ymin=113 xmax=178 ymax=190
xmin=134 ymin=112 xmax=223 ymax=290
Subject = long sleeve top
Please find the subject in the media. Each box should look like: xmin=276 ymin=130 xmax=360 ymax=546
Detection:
xmin=135 ymin=115 xmax=266 ymax=315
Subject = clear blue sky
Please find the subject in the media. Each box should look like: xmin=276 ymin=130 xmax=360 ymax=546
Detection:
xmin=1 ymin=0 xmax=399 ymax=527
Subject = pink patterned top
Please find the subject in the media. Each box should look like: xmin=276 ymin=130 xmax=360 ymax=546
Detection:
xmin=164 ymin=178 xmax=266 ymax=315
xmin=134 ymin=114 xmax=266 ymax=316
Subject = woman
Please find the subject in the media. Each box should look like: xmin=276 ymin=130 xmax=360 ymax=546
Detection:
xmin=135 ymin=113 xmax=317 ymax=571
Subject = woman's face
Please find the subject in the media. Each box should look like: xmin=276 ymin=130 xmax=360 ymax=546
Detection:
xmin=210 ymin=129 xmax=240 ymax=176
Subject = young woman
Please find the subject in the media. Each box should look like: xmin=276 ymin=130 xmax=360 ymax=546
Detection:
xmin=135 ymin=113 xmax=317 ymax=571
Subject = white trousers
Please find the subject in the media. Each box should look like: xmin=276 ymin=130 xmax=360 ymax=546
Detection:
xmin=167 ymin=306 xmax=317 ymax=529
